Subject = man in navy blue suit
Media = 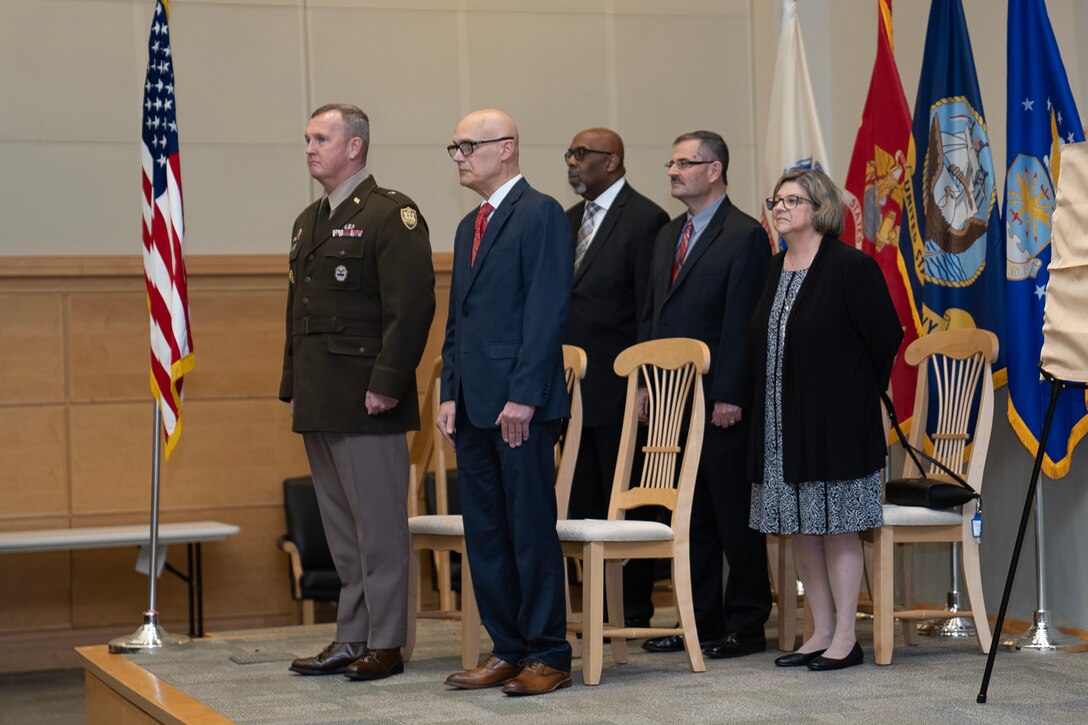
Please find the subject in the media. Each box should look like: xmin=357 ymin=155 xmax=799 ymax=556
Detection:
xmin=437 ymin=109 xmax=574 ymax=696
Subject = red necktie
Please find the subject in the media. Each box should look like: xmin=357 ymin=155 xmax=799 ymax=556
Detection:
xmin=471 ymin=202 xmax=494 ymax=266
xmin=671 ymin=220 xmax=694 ymax=284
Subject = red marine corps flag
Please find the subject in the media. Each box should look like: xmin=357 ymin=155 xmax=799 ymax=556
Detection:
xmin=142 ymin=0 xmax=194 ymax=458
xmin=842 ymin=0 xmax=917 ymax=429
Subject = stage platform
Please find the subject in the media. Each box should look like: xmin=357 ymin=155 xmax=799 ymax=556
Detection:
xmin=77 ymin=616 xmax=1088 ymax=724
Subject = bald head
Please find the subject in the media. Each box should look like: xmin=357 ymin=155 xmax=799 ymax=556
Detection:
xmin=565 ymin=127 xmax=625 ymax=200
xmin=451 ymin=109 xmax=521 ymax=197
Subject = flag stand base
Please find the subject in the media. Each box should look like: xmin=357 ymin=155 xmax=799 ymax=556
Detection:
xmin=109 ymin=611 xmax=190 ymax=654
xmin=919 ymin=591 xmax=976 ymax=637
xmin=1000 ymin=609 xmax=1086 ymax=653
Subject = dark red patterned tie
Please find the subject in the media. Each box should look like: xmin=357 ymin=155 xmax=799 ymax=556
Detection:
xmin=471 ymin=202 xmax=494 ymax=266
xmin=671 ymin=220 xmax=694 ymax=284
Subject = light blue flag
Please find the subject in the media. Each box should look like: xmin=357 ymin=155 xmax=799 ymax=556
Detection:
xmin=1005 ymin=0 xmax=1086 ymax=478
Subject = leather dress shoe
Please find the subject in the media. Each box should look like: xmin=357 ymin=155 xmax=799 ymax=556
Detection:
xmin=625 ymin=616 xmax=652 ymax=629
xmin=703 ymin=632 xmax=767 ymax=659
xmin=807 ymin=641 xmax=864 ymax=671
xmin=289 ymin=641 xmax=366 ymax=675
xmin=445 ymin=656 xmax=521 ymax=689
xmin=501 ymin=660 xmax=572 ymax=696
xmin=774 ymin=649 xmax=826 ymax=667
xmin=344 ymin=647 xmax=403 ymax=681
xmin=641 ymin=634 xmax=717 ymax=653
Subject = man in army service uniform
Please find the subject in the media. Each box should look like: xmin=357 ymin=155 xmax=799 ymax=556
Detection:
xmin=282 ymin=104 xmax=435 ymax=681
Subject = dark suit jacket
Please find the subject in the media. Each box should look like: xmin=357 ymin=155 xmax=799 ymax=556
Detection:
xmin=747 ymin=236 xmax=902 ymax=483
xmin=640 ymin=195 xmax=771 ymax=407
xmin=565 ymin=182 xmax=668 ymax=428
xmin=279 ymin=175 xmax=436 ymax=434
xmin=441 ymin=178 xmax=573 ymax=427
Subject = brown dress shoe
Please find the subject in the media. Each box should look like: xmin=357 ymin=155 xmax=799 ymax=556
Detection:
xmin=344 ymin=647 xmax=404 ymax=681
xmin=501 ymin=660 xmax=572 ymax=696
xmin=444 ymin=656 xmax=521 ymax=689
xmin=289 ymin=641 xmax=367 ymax=675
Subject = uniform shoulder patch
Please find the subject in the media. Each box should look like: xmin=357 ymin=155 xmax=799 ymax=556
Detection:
xmin=400 ymin=207 xmax=418 ymax=230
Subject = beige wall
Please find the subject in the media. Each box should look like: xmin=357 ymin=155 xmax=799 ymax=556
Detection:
xmin=0 ymin=0 xmax=762 ymax=257
xmin=4 ymin=1 xmax=1088 ymax=255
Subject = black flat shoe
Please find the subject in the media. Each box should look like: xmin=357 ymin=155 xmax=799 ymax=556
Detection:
xmin=774 ymin=649 xmax=825 ymax=667
xmin=807 ymin=641 xmax=863 ymax=671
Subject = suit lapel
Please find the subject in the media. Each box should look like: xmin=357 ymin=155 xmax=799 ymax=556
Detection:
xmin=665 ymin=196 xmax=733 ymax=301
xmin=463 ymin=178 xmax=526 ymax=297
xmin=655 ymin=216 xmax=684 ymax=305
xmin=307 ymin=176 xmax=378 ymax=255
xmin=573 ymin=184 xmax=628 ymax=286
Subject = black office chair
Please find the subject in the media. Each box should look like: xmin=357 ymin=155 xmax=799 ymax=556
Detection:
xmin=277 ymin=476 xmax=340 ymax=624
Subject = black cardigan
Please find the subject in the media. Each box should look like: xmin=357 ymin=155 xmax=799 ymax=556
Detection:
xmin=747 ymin=236 xmax=902 ymax=484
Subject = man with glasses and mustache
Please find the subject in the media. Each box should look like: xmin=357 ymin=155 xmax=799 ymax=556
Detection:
xmin=638 ymin=130 xmax=773 ymax=660
xmin=562 ymin=128 xmax=669 ymax=629
xmin=437 ymin=109 xmax=574 ymax=696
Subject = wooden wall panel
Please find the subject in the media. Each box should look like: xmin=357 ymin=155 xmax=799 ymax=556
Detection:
xmin=0 ymin=517 xmax=72 ymax=632
xmin=0 ymin=293 xmax=65 ymax=404
xmin=0 ymin=254 xmax=451 ymax=669
xmin=68 ymin=506 xmax=291 ymax=628
xmin=182 ymin=289 xmax=286 ymax=400
xmin=70 ymin=400 xmax=308 ymax=514
xmin=416 ymin=271 xmax=452 ymax=392
xmin=158 ymin=400 xmax=307 ymax=510
xmin=67 ymin=292 xmax=148 ymax=402
xmin=70 ymin=403 xmax=152 ymax=516
xmin=70 ymin=544 xmax=192 ymax=629
xmin=0 ymin=406 xmax=69 ymax=518
xmin=182 ymin=506 xmax=294 ymax=619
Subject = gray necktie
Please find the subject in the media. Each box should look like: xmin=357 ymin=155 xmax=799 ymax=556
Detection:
xmin=573 ymin=200 xmax=600 ymax=272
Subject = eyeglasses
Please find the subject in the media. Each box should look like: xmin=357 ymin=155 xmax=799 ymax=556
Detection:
xmin=446 ymin=137 xmax=514 ymax=158
xmin=765 ymin=194 xmax=821 ymax=210
xmin=564 ymin=147 xmax=613 ymax=162
xmin=664 ymin=159 xmax=714 ymax=171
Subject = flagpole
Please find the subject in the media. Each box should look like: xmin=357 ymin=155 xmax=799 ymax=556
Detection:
xmin=999 ymin=475 xmax=1082 ymax=652
xmin=108 ymin=402 xmax=190 ymax=654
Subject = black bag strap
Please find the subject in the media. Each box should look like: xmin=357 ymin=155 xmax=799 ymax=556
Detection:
xmin=880 ymin=392 xmax=976 ymax=494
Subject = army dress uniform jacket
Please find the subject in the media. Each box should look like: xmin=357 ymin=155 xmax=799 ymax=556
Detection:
xmin=279 ymin=176 xmax=435 ymax=435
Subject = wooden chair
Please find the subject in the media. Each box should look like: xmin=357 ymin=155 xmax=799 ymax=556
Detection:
xmin=404 ymin=345 xmax=587 ymax=668
xmin=406 ymin=356 xmax=457 ymax=614
xmin=865 ymin=328 xmax=997 ymax=665
xmin=557 ymin=338 xmax=710 ymax=686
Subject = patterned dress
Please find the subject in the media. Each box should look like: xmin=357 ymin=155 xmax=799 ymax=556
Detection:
xmin=749 ymin=268 xmax=884 ymax=535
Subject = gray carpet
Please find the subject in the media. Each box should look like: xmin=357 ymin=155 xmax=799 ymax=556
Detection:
xmin=122 ymin=615 xmax=1088 ymax=724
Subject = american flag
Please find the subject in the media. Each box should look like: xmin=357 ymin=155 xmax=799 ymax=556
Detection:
xmin=142 ymin=0 xmax=193 ymax=459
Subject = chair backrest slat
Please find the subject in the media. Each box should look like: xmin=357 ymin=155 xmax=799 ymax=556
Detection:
xmin=904 ymin=329 xmax=998 ymax=492
xmin=608 ymin=339 xmax=710 ymax=533
xmin=554 ymin=345 xmax=588 ymax=519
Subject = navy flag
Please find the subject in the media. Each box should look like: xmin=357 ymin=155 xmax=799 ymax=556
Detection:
xmin=1005 ymin=0 xmax=1086 ymax=478
xmin=899 ymin=0 xmax=1006 ymax=384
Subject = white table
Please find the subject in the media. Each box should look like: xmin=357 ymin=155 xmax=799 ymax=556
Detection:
xmin=0 ymin=521 xmax=240 ymax=637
